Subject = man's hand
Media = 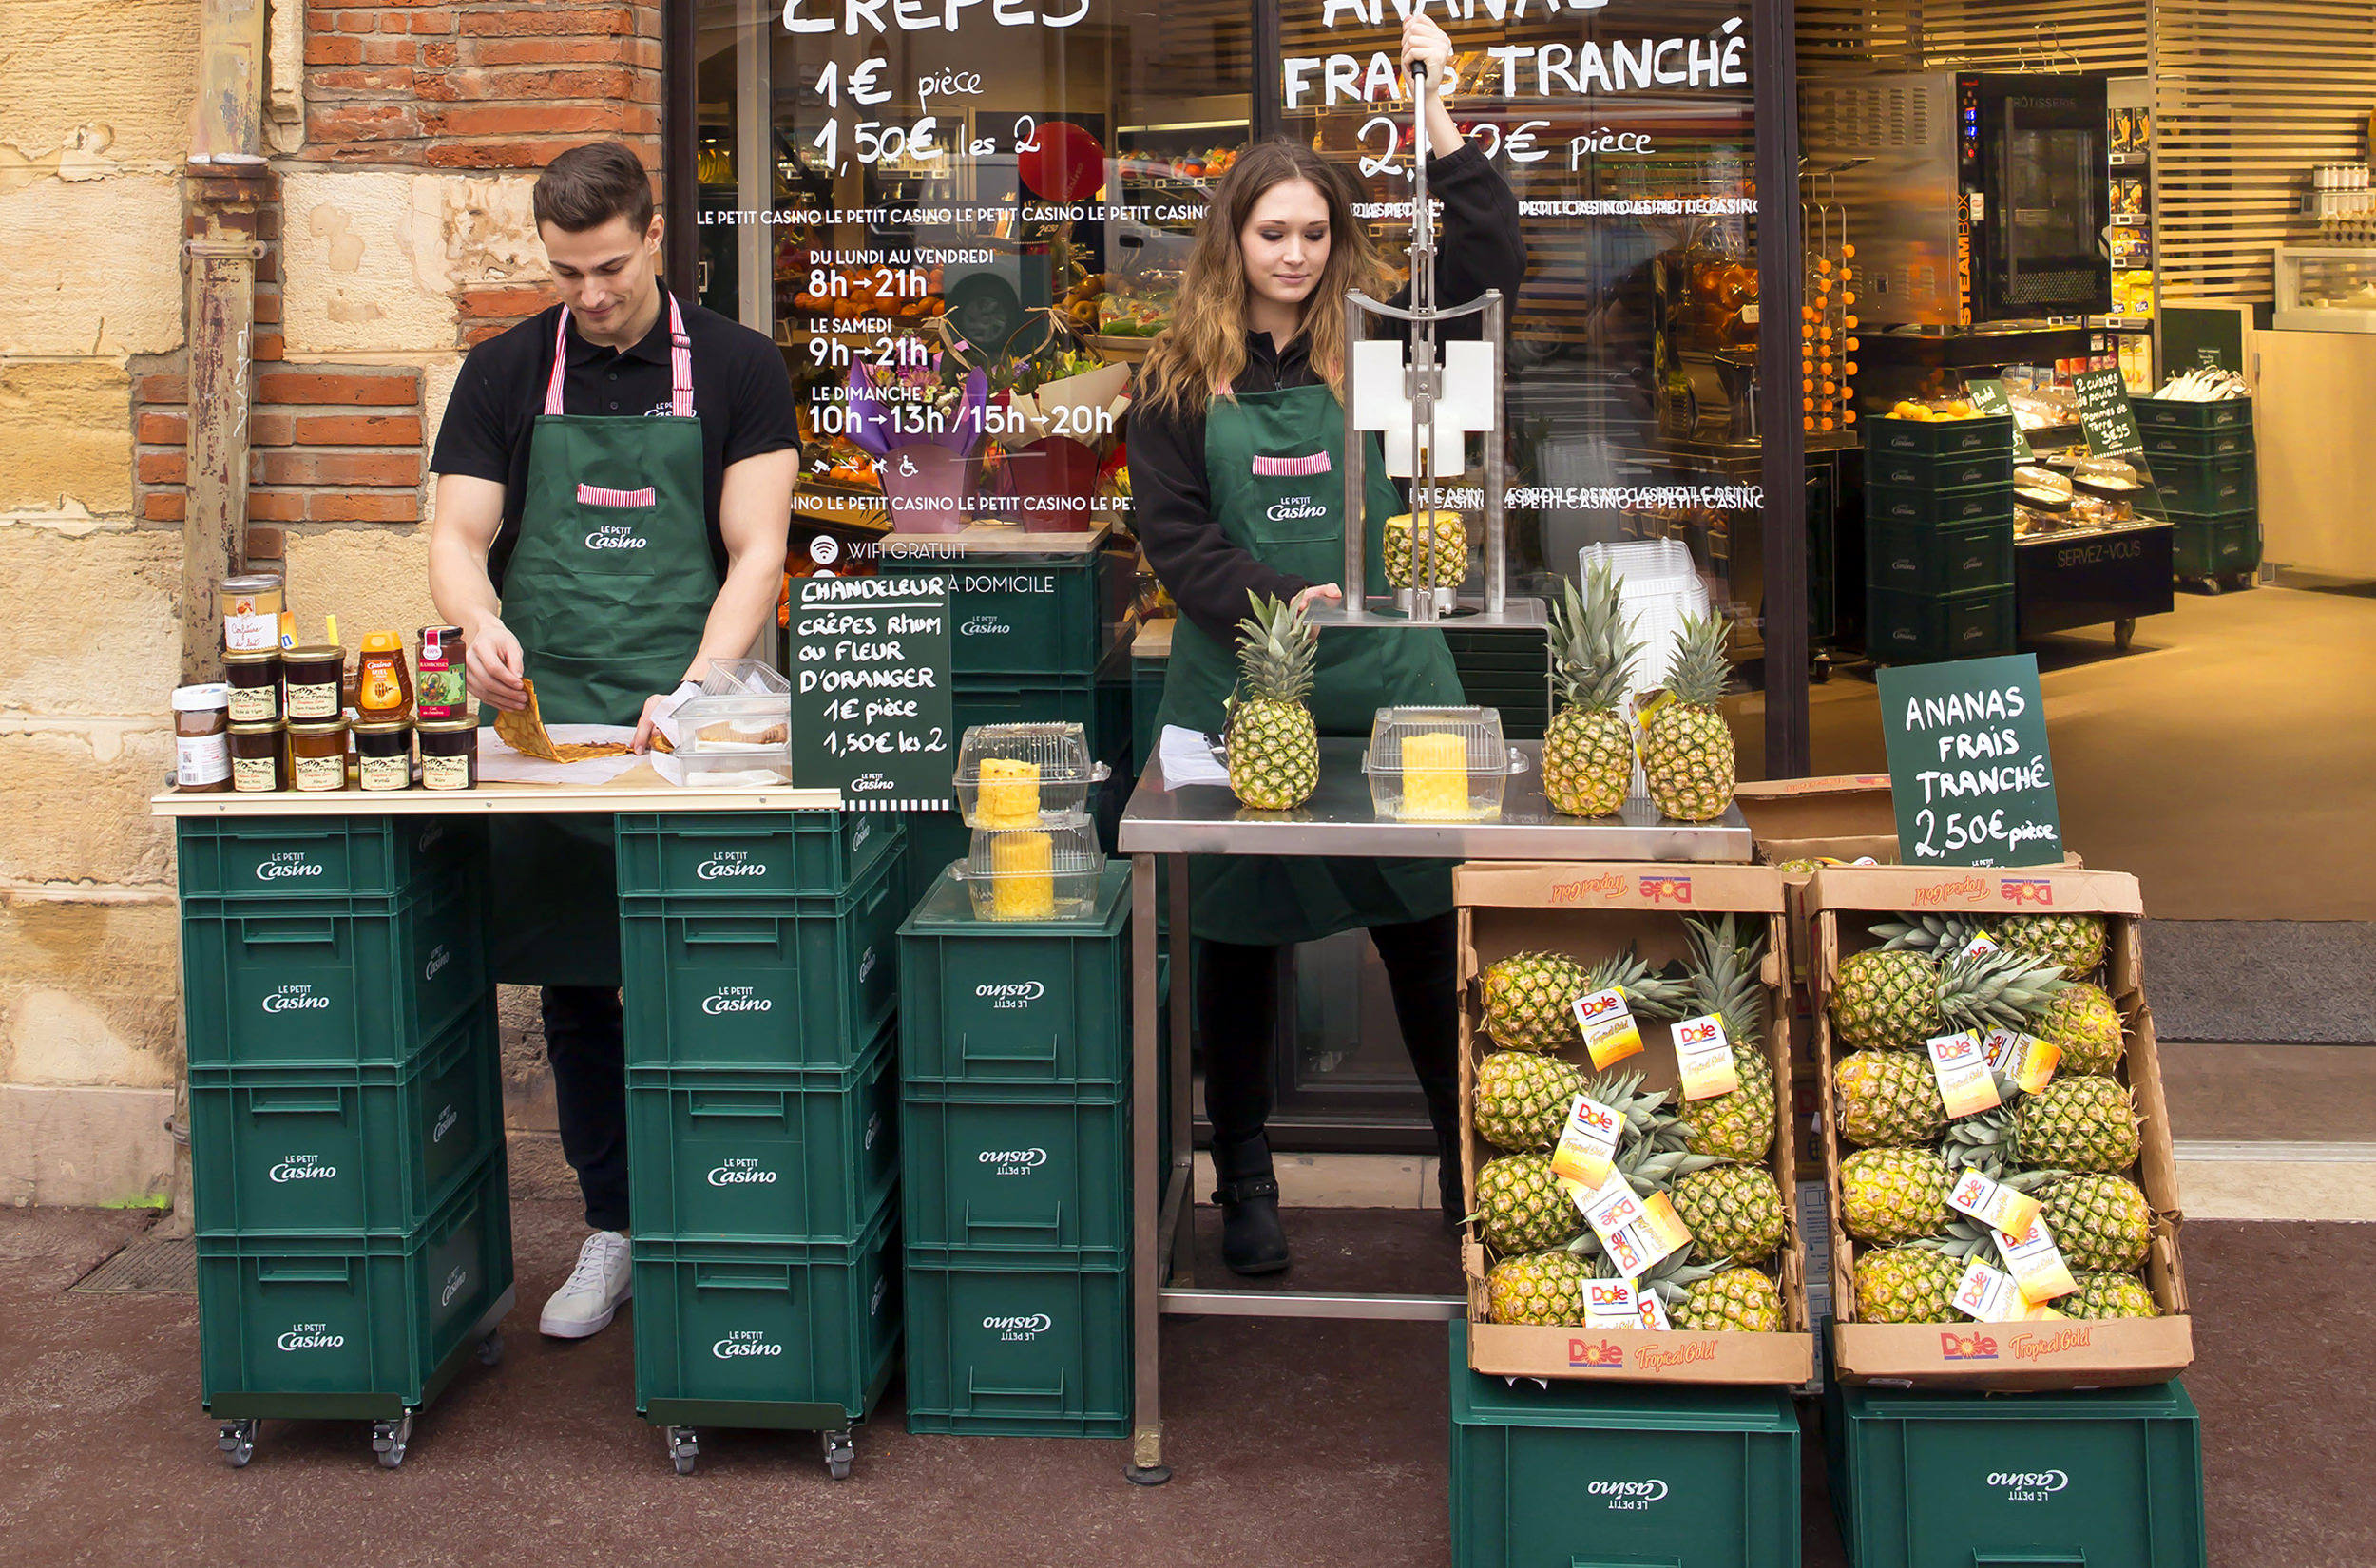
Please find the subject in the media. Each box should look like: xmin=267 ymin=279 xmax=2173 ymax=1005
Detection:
xmin=467 ymin=616 xmax=529 ymax=711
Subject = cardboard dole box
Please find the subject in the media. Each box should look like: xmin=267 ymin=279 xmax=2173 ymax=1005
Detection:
xmin=1454 ymin=861 xmax=1814 ymax=1386
xmin=1809 ymin=864 xmax=2193 ymax=1389
xmin=1736 ymin=774 xmax=1897 ymax=1005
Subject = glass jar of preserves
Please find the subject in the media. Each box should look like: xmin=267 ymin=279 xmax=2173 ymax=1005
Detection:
xmin=223 ymin=647 xmax=283 ymax=725
xmin=218 ymin=573 xmax=285 ymax=654
xmin=354 ymin=717 xmax=413 ymax=793
xmin=229 ymin=721 xmax=288 ymax=793
xmin=289 ymin=718 xmax=351 ymax=793
xmin=414 ymin=625 xmax=469 ymax=721
xmin=356 ymin=629 xmax=413 ymax=722
xmin=173 ymin=683 xmax=233 ymax=793
xmin=283 ymin=644 xmax=346 ymax=722
xmin=416 ymin=715 xmax=479 ymax=791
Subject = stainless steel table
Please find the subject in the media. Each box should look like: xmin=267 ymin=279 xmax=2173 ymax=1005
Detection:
xmin=1121 ymin=739 xmax=1750 ymax=1482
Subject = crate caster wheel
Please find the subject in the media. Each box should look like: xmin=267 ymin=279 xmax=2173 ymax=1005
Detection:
xmin=667 ymin=1426 xmax=699 ymax=1476
xmin=372 ymin=1413 xmax=412 ymax=1469
xmin=218 ymin=1419 xmax=257 ymax=1469
xmin=2113 ymin=617 xmax=2136 ymax=651
xmin=476 ymin=1329 xmax=505 ymax=1367
xmin=2223 ymin=570 xmax=2255 ymax=593
xmin=822 ymin=1429 xmax=854 ymax=1480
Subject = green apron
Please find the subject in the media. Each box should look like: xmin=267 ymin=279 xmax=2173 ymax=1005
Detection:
xmin=1153 ymin=381 xmax=1464 ymax=947
xmin=489 ymin=295 xmax=719 ymax=986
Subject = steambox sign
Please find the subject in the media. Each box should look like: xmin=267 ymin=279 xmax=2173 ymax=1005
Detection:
xmin=791 ymin=575 xmax=954 ymax=812
xmin=1875 ymin=654 xmax=2063 ymax=868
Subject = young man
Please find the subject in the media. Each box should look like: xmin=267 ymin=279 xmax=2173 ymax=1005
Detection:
xmin=429 ymin=141 xmax=796 ymax=1339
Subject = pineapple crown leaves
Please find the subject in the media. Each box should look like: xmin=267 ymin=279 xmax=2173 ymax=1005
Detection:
xmin=1937 ymin=947 xmax=2076 ymax=1034
xmin=1583 ymin=947 xmax=1693 ymax=1023
xmin=1681 ymin=912 xmax=1770 ymax=1044
xmin=1651 ymin=608 xmax=1734 ymax=711
xmin=1550 ymin=564 xmax=1641 ymax=716
xmin=1869 ymin=912 xmax=1979 ymax=955
xmin=1228 ymin=590 xmax=1317 ymax=708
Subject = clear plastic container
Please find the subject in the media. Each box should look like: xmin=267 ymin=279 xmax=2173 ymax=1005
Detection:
xmin=671 ymin=692 xmax=792 ymax=785
xmin=700 ymin=658 xmax=792 ymax=697
xmin=1362 ymin=706 xmax=1528 ymax=821
xmin=953 ymin=722 xmax=1111 ymax=829
xmin=958 ymin=821 xmax=1106 ymax=921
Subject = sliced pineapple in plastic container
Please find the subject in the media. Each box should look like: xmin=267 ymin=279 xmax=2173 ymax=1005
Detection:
xmin=1362 ymin=705 xmax=1528 ymax=822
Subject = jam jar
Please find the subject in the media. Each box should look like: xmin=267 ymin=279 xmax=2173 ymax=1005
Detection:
xmin=217 ymin=573 xmax=285 ymax=653
xmin=289 ymin=718 xmax=352 ymax=793
xmin=414 ymin=625 xmax=469 ymax=721
xmin=354 ymin=717 xmax=413 ymax=793
xmin=223 ymin=646 xmax=283 ymax=725
xmin=228 ymin=721 xmax=288 ymax=793
xmin=283 ymin=644 xmax=347 ymax=723
xmin=416 ymin=715 xmax=479 ymax=791
xmin=172 ymin=683 xmax=232 ymax=793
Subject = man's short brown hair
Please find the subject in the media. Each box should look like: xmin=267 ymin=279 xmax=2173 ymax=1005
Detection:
xmin=533 ymin=143 xmax=656 ymax=235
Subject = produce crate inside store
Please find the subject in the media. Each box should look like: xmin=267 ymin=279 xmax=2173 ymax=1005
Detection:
xmin=2136 ymin=394 xmax=2259 ymax=591
xmin=1861 ymin=414 xmax=2018 ymax=665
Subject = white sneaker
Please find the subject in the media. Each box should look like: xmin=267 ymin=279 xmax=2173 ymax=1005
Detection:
xmin=540 ymin=1230 xmax=632 ymax=1339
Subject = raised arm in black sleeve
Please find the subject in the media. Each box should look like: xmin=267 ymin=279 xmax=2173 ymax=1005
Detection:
xmin=1389 ymin=142 xmax=1526 ymax=337
xmin=1128 ymin=398 xmax=1313 ymax=645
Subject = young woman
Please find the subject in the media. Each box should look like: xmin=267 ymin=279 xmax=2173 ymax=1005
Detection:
xmin=1130 ymin=15 xmax=1526 ymax=1275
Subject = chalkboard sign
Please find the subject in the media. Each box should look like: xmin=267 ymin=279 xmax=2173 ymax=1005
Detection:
xmin=2073 ymin=369 xmax=2144 ymax=457
xmin=1964 ymin=378 xmax=2036 ymax=461
xmin=1876 ymin=653 xmax=2063 ymax=869
xmin=790 ymin=575 xmax=954 ymax=812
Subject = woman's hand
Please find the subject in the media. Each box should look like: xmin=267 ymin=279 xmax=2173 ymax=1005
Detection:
xmin=1293 ymin=583 xmax=1343 ymax=615
xmin=1399 ymin=14 xmax=1465 ymax=154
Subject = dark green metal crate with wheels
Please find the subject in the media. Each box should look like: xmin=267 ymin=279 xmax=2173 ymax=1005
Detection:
xmin=615 ymin=811 xmax=900 ymax=900
xmin=1867 ymin=411 xmax=2018 ymax=457
xmin=1823 ymin=1374 xmax=2206 ymax=1568
xmin=620 ymin=842 xmax=902 ymax=1072
xmin=1865 ymin=449 xmax=2017 ymax=492
xmin=2146 ymin=449 xmax=2256 ymax=514
xmin=174 ymin=814 xmax=478 ymax=901
xmin=188 ymin=995 xmax=501 ymax=1236
xmin=198 ymin=1156 xmax=512 ymax=1468
xmin=181 ymin=872 xmax=488 ymax=1070
xmin=901 ymin=1081 xmax=1127 ymax=1266
xmin=902 ymin=1256 xmax=1129 ymax=1438
xmin=880 ymin=544 xmax=1132 ymax=678
xmin=1447 ymin=1320 xmax=1800 ymax=1568
xmin=2132 ymin=394 xmax=2251 ymax=433
xmin=898 ymin=859 xmax=1130 ymax=1088
xmin=625 ymin=1018 xmax=899 ymax=1244
xmin=1866 ymin=478 xmax=2016 ymax=527
xmin=2170 ymin=515 xmax=2263 ymax=580
xmin=1865 ymin=585 xmax=2016 ymax=664
xmin=1865 ymin=519 xmax=2015 ymax=598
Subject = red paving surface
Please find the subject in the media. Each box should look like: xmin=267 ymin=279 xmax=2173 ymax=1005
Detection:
xmin=0 ymin=1200 xmax=2364 ymax=1566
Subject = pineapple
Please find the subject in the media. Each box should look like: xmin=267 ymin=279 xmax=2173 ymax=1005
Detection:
xmin=1399 ymin=731 xmax=1472 ymax=818
xmin=1830 ymin=948 xmax=1943 ymax=1051
xmin=987 ymin=831 xmax=1055 ymax=920
xmin=2065 ymin=1272 xmax=2159 ymax=1320
xmin=975 ymin=757 xmax=1042 ymax=828
xmin=1670 ymin=914 xmax=1776 ymax=1163
xmin=1485 ymin=1248 xmax=1588 ymax=1326
xmin=2031 ymin=1171 xmax=2153 ymax=1273
xmin=1670 ymin=1164 xmax=1788 ymax=1264
xmin=1222 ymin=592 xmax=1319 ymax=810
xmin=2036 ymin=983 xmax=2124 ymax=1076
xmin=1853 ymin=1245 xmax=1964 ymax=1324
xmin=1834 ymin=1049 xmax=1948 ymax=1148
xmin=1473 ymin=1051 xmax=1583 ymax=1152
xmin=1638 ymin=610 xmax=1736 ymax=822
xmin=1945 ymin=1076 xmax=2142 ymax=1176
xmin=1541 ymin=565 xmax=1640 ymax=819
xmin=1673 ymin=1266 xmax=1787 ymax=1333
xmin=1481 ymin=947 xmax=1690 ymax=1052
xmin=1472 ymin=1152 xmax=1584 ymax=1254
xmin=1839 ymin=1146 xmax=1952 ymax=1244
xmin=2000 ymin=913 xmax=2108 ymax=978
xmin=1383 ymin=508 xmax=1468 ymax=591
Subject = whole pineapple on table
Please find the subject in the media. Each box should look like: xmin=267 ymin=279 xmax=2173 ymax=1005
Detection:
xmin=1638 ymin=609 xmax=1736 ymax=822
xmin=1223 ymin=592 xmax=1318 ymax=810
xmin=1541 ymin=564 xmax=1641 ymax=819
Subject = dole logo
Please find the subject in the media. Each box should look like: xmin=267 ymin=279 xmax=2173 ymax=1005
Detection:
xmin=1584 ymin=1281 xmax=1634 ymax=1310
xmin=1674 ymin=1018 xmax=1722 ymax=1048
xmin=2000 ymin=878 xmax=2057 ymax=907
xmin=1576 ymin=991 xmax=1627 ymax=1023
xmin=1548 ymin=872 xmax=1628 ymax=905
xmin=1569 ymin=1099 xmax=1619 ymax=1138
xmin=1638 ymin=874 xmax=1694 ymax=904
xmin=1939 ymin=1329 xmax=2000 ymax=1360
xmin=1568 ymin=1337 xmax=1626 ymax=1368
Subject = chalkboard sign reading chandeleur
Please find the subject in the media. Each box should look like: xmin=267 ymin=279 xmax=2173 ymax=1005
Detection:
xmin=791 ymin=574 xmax=954 ymax=812
xmin=1876 ymin=654 xmax=2064 ymax=869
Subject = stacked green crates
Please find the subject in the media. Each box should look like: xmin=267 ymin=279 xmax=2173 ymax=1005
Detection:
xmin=179 ymin=815 xmax=508 ymax=1470
xmin=897 ymin=861 xmax=1134 ymax=1438
xmin=1865 ymin=416 xmax=2020 ymax=663
xmin=2136 ymin=395 xmax=2259 ymax=585
xmin=615 ymin=810 xmax=906 ymax=1477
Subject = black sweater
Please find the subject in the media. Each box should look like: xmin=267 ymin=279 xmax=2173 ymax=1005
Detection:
xmin=1129 ymin=143 xmax=1525 ymax=645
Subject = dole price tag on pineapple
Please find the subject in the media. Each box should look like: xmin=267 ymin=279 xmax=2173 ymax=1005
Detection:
xmin=1926 ymin=1030 xmax=2003 ymax=1119
xmin=1584 ymin=1179 xmax=1690 ymax=1276
xmin=1983 ymin=1025 xmax=2060 ymax=1094
xmin=1951 ymin=1259 xmax=2029 ymax=1323
xmin=1635 ymin=1290 xmax=1672 ymax=1332
xmin=1671 ymin=1013 xmax=1739 ymax=1101
xmin=1582 ymin=1276 xmax=1640 ymax=1329
xmin=1959 ymin=930 xmax=2002 ymax=960
xmin=1572 ymin=986 xmax=1644 ymax=1070
xmin=1995 ymin=1214 xmax=2079 ymax=1305
xmin=1945 ymin=1167 xmax=2044 ymax=1240
xmin=1549 ymin=1092 xmax=1624 ymax=1190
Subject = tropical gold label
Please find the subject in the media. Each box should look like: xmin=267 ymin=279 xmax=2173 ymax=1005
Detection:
xmin=1549 ymin=1092 xmax=1623 ymax=1191
xmin=1997 ymin=1215 xmax=2079 ymax=1306
xmin=227 ymin=684 xmax=278 ymax=723
xmin=1983 ymin=1026 xmax=2060 ymax=1094
xmin=1672 ymin=1013 xmax=1739 ymax=1100
xmin=1572 ymin=986 xmax=1642 ymax=1070
xmin=1926 ymin=1030 xmax=2002 ymax=1119
xmin=232 ymin=754 xmax=280 ymax=792
xmin=357 ymin=753 xmax=412 ymax=792
xmin=286 ymin=679 xmax=340 ymax=720
xmin=1946 ymin=1168 xmax=2043 ymax=1239
xmin=422 ymin=753 xmax=472 ymax=791
xmin=292 ymin=752 xmax=346 ymax=792
xmin=1583 ymin=1181 xmax=1691 ymax=1278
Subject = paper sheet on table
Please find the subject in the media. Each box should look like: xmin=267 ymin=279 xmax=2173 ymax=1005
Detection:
xmin=478 ymin=724 xmax=644 ymax=785
xmin=646 ymin=750 xmax=790 ymax=789
xmin=1159 ymin=724 xmax=1231 ymax=788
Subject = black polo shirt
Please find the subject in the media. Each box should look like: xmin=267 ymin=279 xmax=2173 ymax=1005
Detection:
xmin=430 ymin=284 xmax=799 ymax=591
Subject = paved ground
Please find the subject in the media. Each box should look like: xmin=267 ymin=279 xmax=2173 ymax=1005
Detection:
xmin=1 ymin=1200 xmax=2366 ymax=1567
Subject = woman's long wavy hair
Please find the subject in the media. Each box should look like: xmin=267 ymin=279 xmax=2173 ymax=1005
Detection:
xmin=1137 ymin=139 xmax=1390 ymax=421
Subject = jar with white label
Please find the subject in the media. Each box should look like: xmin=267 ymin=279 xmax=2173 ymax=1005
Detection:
xmin=173 ymin=683 xmax=233 ymax=793
xmin=217 ymin=573 xmax=285 ymax=654
xmin=229 ymin=721 xmax=288 ymax=793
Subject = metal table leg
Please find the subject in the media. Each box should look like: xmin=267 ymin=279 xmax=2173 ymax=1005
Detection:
xmin=1166 ymin=852 xmax=1195 ymax=1288
xmin=1127 ymin=852 xmax=1169 ymax=1484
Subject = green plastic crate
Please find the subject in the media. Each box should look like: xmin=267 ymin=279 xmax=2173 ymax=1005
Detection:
xmin=182 ymin=873 xmax=488 ymax=1070
xmin=2171 ymin=516 xmax=2263 ymax=579
xmin=625 ymin=1021 xmax=899 ymax=1244
xmin=898 ymin=859 xmax=1130 ymax=1088
xmin=1867 ymin=412 xmax=2018 ymax=457
xmin=1824 ymin=1376 xmax=2206 ymax=1568
xmin=197 ymin=1157 xmax=512 ymax=1421
xmin=901 ymin=1082 xmax=1127 ymax=1265
xmin=880 ymin=545 xmax=1131 ymax=678
xmin=951 ymin=637 xmax=1135 ymax=765
xmin=901 ymin=1257 xmax=1129 ymax=1437
xmin=174 ymin=815 xmax=477 ymax=901
xmin=621 ymin=845 xmax=901 ymax=1072
xmin=632 ymin=1198 xmax=900 ymax=1430
xmin=1866 ymin=585 xmax=2016 ymax=664
xmin=1443 ymin=627 xmax=1550 ymax=741
xmin=1866 ymin=519 xmax=2015 ymax=598
xmin=2132 ymin=395 xmax=2251 ymax=432
xmin=1448 ymin=1320 xmax=1801 ymax=1568
xmin=2145 ymin=449 xmax=2256 ymax=514
xmin=188 ymin=997 xmax=500 ymax=1237
xmin=1865 ymin=449 xmax=2017 ymax=492
xmin=616 ymin=811 xmax=898 ymax=900
xmin=1867 ymin=478 xmax=2016 ymax=526
xmin=2140 ymin=424 xmax=2252 ymax=460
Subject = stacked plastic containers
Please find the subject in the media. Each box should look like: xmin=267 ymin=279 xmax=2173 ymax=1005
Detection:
xmin=898 ymin=723 xmax=1136 ymax=1438
xmin=179 ymin=815 xmax=508 ymax=1469
xmin=613 ymin=800 xmax=906 ymax=1477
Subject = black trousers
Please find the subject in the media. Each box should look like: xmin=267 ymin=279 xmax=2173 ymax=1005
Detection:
xmin=543 ymin=985 xmax=628 ymax=1232
xmin=1197 ymin=911 xmax=1462 ymax=1153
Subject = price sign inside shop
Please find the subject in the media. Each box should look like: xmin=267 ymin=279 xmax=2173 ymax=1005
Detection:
xmin=1875 ymin=654 xmax=2063 ymax=868
xmin=790 ymin=575 xmax=954 ymax=812
xmin=1963 ymin=379 xmax=2035 ymax=462
xmin=2073 ymin=369 xmax=2144 ymax=457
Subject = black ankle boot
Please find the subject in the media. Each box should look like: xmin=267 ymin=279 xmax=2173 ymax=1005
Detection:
xmin=1435 ymin=1125 xmax=1466 ymax=1232
xmin=1211 ymin=1134 xmax=1291 ymax=1275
